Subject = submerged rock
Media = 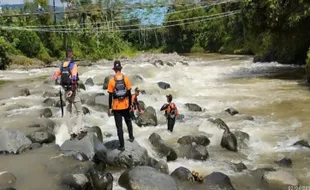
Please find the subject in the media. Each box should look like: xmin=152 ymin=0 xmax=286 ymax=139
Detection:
xmin=263 ymin=170 xmax=298 ymax=188
xmin=274 ymin=157 xmax=293 ymax=168
xmin=177 ymin=135 xmax=210 ymax=146
xmin=149 ymin=133 xmax=177 ymax=161
xmin=185 ymin=103 xmax=202 ymax=112
xmin=0 ymin=171 xmax=17 ymax=188
xmin=203 ymin=172 xmax=236 ymax=190
xmin=157 ymin=81 xmax=171 ymax=89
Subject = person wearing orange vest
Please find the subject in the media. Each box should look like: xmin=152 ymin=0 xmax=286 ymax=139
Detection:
xmin=130 ymin=87 xmax=144 ymax=120
xmin=107 ymin=60 xmax=134 ymax=151
xmin=160 ymin=94 xmax=179 ymax=132
xmin=53 ymin=48 xmax=86 ymax=140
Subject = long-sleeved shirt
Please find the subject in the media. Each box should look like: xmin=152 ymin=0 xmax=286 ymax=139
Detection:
xmin=53 ymin=58 xmax=78 ymax=91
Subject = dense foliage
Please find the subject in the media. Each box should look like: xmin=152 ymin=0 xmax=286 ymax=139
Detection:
xmin=0 ymin=0 xmax=309 ymax=69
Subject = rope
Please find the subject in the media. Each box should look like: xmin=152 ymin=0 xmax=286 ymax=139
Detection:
xmin=0 ymin=10 xmax=240 ymax=33
xmin=11 ymin=0 xmax=240 ymax=28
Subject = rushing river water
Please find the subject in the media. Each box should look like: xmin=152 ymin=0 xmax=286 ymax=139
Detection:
xmin=0 ymin=53 xmax=309 ymax=190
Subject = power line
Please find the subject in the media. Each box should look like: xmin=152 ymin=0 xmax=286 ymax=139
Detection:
xmin=22 ymin=0 xmax=240 ymax=28
xmin=0 ymin=10 xmax=240 ymax=33
xmin=0 ymin=0 xmax=240 ymax=18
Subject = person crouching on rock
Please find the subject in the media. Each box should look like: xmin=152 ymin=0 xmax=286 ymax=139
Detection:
xmin=107 ymin=60 xmax=135 ymax=151
xmin=160 ymin=94 xmax=179 ymax=132
xmin=52 ymin=48 xmax=87 ymax=140
xmin=130 ymin=87 xmax=144 ymax=120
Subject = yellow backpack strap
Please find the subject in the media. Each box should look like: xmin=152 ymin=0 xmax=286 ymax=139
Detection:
xmin=62 ymin=61 xmax=70 ymax=67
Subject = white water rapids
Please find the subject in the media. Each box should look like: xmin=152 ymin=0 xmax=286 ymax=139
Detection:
xmin=0 ymin=53 xmax=309 ymax=189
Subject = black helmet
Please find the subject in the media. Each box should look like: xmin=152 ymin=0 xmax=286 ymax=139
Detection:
xmin=166 ymin=94 xmax=172 ymax=102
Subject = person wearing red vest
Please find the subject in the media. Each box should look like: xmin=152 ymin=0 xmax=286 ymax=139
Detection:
xmin=130 ymin=87 xmax=144 ymax=119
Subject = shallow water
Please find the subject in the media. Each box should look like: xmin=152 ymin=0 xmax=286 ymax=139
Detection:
xmin=0 ymin=53 xmax=309 ymax=189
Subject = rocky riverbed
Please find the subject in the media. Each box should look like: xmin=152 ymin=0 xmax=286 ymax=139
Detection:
xmin=0 ymin=52 xmax=309 ymax=190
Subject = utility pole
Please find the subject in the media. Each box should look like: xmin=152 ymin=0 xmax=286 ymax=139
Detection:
xmin=53 ymin=0 xmax=56 ymax=25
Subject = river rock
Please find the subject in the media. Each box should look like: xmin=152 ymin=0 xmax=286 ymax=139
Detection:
xmin=103 ymin=140 xmax=149 ymax=168
xmin=135 ymin=106 xmax=158 ymax=127
xmin=78 ymin=83 xmax=86 ymax=91
xmin=203 ymin=172 xmax=236 ymax=190
xmin=0 ymin=129 xmax=32 ymax=154
xmin=60 ymin=133 xmax=107 ymax=162
xmin=177 ymin=144 xmax=209 ymax=161
xmin=94 ymin=94 xmax=109 ymax=108
xmin=230 ymin=162 xmax=247 ymax=172
xmin=27 ymin=131 xmax=55 ymax=144
xmin=19 ymin=88 xmax=30 ymax=96
xmin=118 ymin=166 xmax=178 ymax=190
xmin=43 ymin=98 xmax=56 ymax=107
xmin=225 ymin=107 xmax=239 ymax=116
xmin=171 ymin=167 xmax=194 ymax=182
xmin=129 ymin=75 xmax=144 ymax=85
xmin=263 ymin=170 xmax=298 ymax=188
xmin=274 ymin=157 xmax=293 ymax=168
xmin=42 ymin=91 xmax=58 ymax=98
xmin=138 ymin=100 xmax=146 ymax=110
xmin=167 ymin=62 xmax=174 ymax=67
xmin=85 ymin=78 xmax=94 ymax=86
xmin=86 ymin=126 xmax=103 ymax=142
xmin=292 ymin=140 xmax=310 ymax=148
xmin=40 ymin=108 xmax=53 ymax=118
xmin=153 ymin=59 xmax=164 ymax=66
xmin=82 ymin=107 xmax=90 ymax=115
xmin=157 ymin=81 xmax=171 ymax=89
xmin=146 ymin=157 xmax=169 ymax=174
xmin=30 ymin=143 xmax=42 ymax=150
xmin=233 ymin=130 xmax=249 ymax=149
xmin=78 ymin=60 xmax=92 ymax=67
xmin=102 ymin=75 xmax=113 ymax=90
xmin=149 ymin=133 xmax=177 ymax=161
xmin=176 ymin=114 xmax=185 ymax=122
xmin=0 ymin=171 xmax=16 ymax=188
xmin=51 ymin=156 xmax=113 ymax=190
xmin=43 ymin=76 xmax=57 ymax=85
xmin=177 ymin=135 xmax=210 ymax=146
xmin=221 ymin=129 xmax=238 ymax=152
xmin=185 ymin=103 xmax=202 ymax=112
xmin=55 ymin=99 xmax=66 ymax=108
xmin=64 ymin=152 xmax=89 ymax=162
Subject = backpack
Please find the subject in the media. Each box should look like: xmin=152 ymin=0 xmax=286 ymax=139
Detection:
xmin=60 ymin=61 xmax=72 ymax=90
xmin=113 ymin=74 xmax=128 ymax=99
xmin=168 ymin=103 xmax=178 ymax=119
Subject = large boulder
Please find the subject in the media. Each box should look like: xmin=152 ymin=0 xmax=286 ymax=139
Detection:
xmin=0 ymin=129 xmax=32 ymax=154
xmin=263 ymin=170 xmax=298 ymax=189
xmin=149 ymin=133 xmax=177 ymax=161
xmin=177 ymin=144 xmax=209 ymax=161
xmin=86 ymin=126 xmax=103 ymax=142
xmin=171 ymin=167 xmax=194 ymax=182
xmin=203 ymin=172 xmax=236 ymax=190
xmin=118 ymin=166 xmax=179 ymax=190
xmin=103 ymin=140 xmax=149 ymax=168
xmin=102 ymin=75 xmax=113 ymax=90
xmin=27 ymin=131 xmax=55 ymax=144
xmin=85 ymin=78 xmax=94 ymax=86
xmin=135 ymin=106 xmax=158 ymax=127
xmin=60 ymin=133 xmax=107 ymax=162
xmin=221 ymin=130 xmax=238 ymax=152
xmin=177 ymin=135 xmax=210 ymax=146
xmin=138 ymin=100 xmax=146 ymax=111
xmin=185 ymin=103 xmax=202 ymax=112
xmin=0 ymin=171 xmax=16 ymax=188
xmin=157 ymin=82 xmax=171 ymax=89
xmin=230 ymin=162 xmax=247 ymax=172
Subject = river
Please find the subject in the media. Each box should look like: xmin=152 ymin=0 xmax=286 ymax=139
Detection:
xmin=0 ymin=53 xmax=309 ymax=190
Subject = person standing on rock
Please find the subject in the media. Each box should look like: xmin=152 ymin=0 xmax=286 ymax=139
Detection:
xmin=160 ymin=94 xmax=179 ymax=132
xmin=107 ymin=60 xmax=135 ymax=151
xmin=130 ymin=87 xmax=144 ymax=120
xmin=53 ymin=48 xmax=87 ymax=140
